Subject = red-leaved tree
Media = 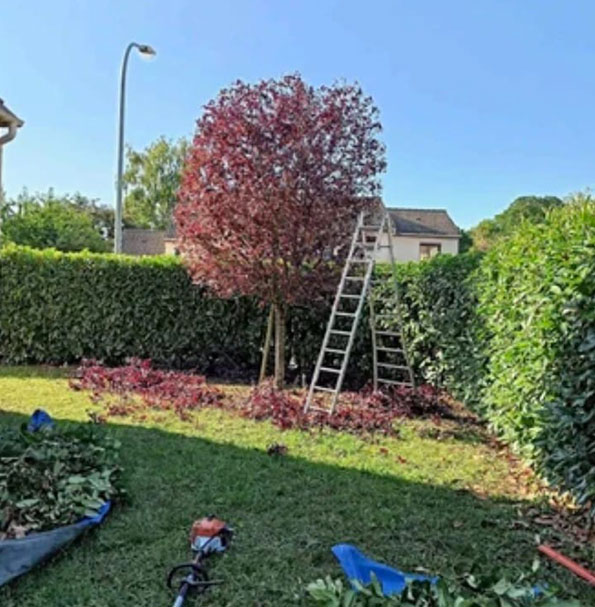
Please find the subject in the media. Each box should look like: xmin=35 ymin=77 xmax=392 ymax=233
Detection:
xmin=176 ymin=74 xmax=385 ymax=388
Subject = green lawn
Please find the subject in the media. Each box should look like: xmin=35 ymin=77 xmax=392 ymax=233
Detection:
xmin=0 ymin=366 xmax=590 ymax=605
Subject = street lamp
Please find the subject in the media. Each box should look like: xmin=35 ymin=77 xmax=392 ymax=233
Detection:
xmin=114 ymin=42 xmax=156 ymax=253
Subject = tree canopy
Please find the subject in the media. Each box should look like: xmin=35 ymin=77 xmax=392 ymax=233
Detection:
xmin=0 ymin=190 xmax=110 ymax=252
xmin=469 ymin=195 xmax=563 ymax=251
xmin=176 ymin=74 xmax=386 ymax=386
xmin=123 ymin=137 xmax=188 ymax=230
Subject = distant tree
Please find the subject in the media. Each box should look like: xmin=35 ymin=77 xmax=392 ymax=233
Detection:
xmin=177 ymin=74 xmax=386 ymax=388
xmin=123 ymin=137 xmax=188 ymax=229
xmin=458 ymin=229 xmax=474 ymax=253
xmin=470 ymin=195 xmax=563 ymax=251
xmin=1 ymin=189 xmax=109 ymax=252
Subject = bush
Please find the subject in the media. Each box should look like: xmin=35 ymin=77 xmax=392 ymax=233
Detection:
xmin=388 ymin=253 xmax=485 ymax=405
xmin=0 ymin=246 xmax=266 ymax=372
xmin=477 ymin=200 xmax=595 ymax=510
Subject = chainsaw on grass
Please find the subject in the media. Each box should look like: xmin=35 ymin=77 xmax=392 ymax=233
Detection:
xmin=166 ymin=515 xmax=233 ymax=607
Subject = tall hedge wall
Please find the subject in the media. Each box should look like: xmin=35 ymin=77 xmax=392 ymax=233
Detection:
xmin=0 ymin=244 xmax=475 ymax=388
xmin=477 ymin=201 xmax=595 ymax=509
xmin=0 ymin=246 xmax=266 ymax=372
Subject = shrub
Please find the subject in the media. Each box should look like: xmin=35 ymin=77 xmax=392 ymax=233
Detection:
xmin=388 ymin=253 xmax=486 ymax=405
xmin=0 ymin=245 xmax=475 ymax=392
xmin=0 ymin=245 xmax=266 ymax=372
xmin=477 ymin=200 xmax=595 ymax=510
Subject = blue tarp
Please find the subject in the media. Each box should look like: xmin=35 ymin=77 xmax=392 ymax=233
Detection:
xmin=0 ymin=411 xmax=111 ymax=587
xmin=332 ymin=543 xmax=438 ymax=596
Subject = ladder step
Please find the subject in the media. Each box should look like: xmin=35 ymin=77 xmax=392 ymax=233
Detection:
xmin=330 ymin=330 xmax=351 ymax=336
xmin=348 ymin=259 xmax=372 ymax=264
xmin=313 ymin=386 xmax=336 ymax=393
xmin=324 ymin=348 xmax=346 ymax=355
xmin=336 ymin=311 xmax=356 ymax=317
xmin=307 ymin=405 xmax=333 ymax=414
xmin=320 ymin=366 xmax=341 ymax=374
xmin=377 ymin=378 xmax=414 ymax=386
xmin=375 ymin=330 xmax=401 ymax=337
xmin=340 ymin=294 xmax=361 ymax=299
xmin=345 ymin=276 xmax=365 ymax=281
xmin=377 ymin=362 xmax=410 ymax=370
xmin=377 ymin=346 xmax=404 ymax=353
xmin=360 ymin=223 xmax=383 ymax=229
xmin=353 ymin=243 xmax=376 ymax=250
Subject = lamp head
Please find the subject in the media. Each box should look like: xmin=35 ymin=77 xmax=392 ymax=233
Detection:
xmin=137 ymin=44 xmax=156 ymax=58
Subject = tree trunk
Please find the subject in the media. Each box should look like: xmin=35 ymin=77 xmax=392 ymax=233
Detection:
xmin=259 ymin=305 xmax=275 ymax=383
xmin=273 ymin=302 xmax=286 ymax=390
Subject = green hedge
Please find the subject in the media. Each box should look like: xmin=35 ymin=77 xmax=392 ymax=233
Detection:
xmin=477 ymin=201 xmax=595 ymax=509
xmin=0 ymin=246 xmax=266 ymax=371
xmin=0 ymin=244 xmax=474 ymax=389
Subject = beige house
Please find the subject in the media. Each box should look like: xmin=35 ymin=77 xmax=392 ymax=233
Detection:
xmin=371 ymin=208 xmax=460 ymax=263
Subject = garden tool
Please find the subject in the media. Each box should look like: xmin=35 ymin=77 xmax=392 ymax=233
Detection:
xmin=166 ymin=515 xmax=233 ymax=607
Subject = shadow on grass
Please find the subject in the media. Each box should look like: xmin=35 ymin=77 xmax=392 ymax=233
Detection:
xmin=0 ymin=410 xmax=589 ymax=606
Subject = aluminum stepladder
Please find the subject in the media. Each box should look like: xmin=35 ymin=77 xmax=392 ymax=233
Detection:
xmin=303 ymin=207 xmax=415 ymax=415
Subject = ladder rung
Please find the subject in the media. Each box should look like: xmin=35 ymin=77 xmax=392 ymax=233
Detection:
xmin=377 ymin=346 xmax=404 ymax=353
xmin=320 ymin=366 xmax=341 ymax=374
xmin=377 ymin=378 xmax=413 ymax=386
xmin=340 ymin=294 xmax=361 ymax=299
xmin=336 ymin=312 xmax=356 ymax=317
xmin=313 ymin=386 xmax=336 ymax=393
xmin=375 ymin=330 xmax=401 ymax=337
xmin=307 ymin=405 xmax=333 ymax=414
xmin=348 ymin=259 xmax=372 ymax=264
xmin=330 ymin=330 xmax=351 ymax=336
xmin=360 ymin=224 xmax=383 ymax=229
xmin=345 ymin=276 xmax=365 ymax=281
xmin=325 ymin=348 xmax=346 ymax=354
xmin=377 ymin=362 xmax=410 ymax=370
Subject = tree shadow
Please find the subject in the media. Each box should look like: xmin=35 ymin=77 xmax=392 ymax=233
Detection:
xmin=0 ymin=411 xmax=588 ymax=606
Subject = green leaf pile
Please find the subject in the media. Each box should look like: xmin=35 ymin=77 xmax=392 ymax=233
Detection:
xmin=306 ymin=572 xmax=582 ymax=606
xmin=0 ymin=421 xmax=124 ymax=539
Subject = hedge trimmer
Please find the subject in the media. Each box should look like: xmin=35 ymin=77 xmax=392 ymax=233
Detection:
xmin=166 ymin=516 xmax=233 ymax=607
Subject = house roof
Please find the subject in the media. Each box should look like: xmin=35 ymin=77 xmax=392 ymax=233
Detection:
xmin=0 ymin=99 xmax=24 ymax=128
xmin=387 ymin=208 xmax=460 ymax=237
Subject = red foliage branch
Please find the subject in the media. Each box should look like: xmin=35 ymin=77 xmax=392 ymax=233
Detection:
xmin=176 ymin=73 xmax=386 ymax=307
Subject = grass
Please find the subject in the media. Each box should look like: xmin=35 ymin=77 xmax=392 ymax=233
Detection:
xmin=0 ymin=366 xmax=591 ymax=605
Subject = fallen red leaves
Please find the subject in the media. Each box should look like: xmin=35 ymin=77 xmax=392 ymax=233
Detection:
xmin=71 ymin=360 xmax=455 ymax=436
xmin=70 ymin=359 xmax=223 ymax=421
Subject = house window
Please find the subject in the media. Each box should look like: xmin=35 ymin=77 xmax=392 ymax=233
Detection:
xmin=419 ymin=243 xmax=441 ymax=260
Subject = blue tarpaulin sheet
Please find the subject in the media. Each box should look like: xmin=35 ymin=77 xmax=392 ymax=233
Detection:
xmin=332 ymin=543 xmax=438 ymax=596
xmin=0 ymin=411 xmax=111 ymax=587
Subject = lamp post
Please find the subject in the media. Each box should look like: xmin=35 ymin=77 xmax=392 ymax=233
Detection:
xmin=114 ymin=42 xmax=156 ymax=253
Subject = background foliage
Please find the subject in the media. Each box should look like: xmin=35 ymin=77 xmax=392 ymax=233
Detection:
xmin=123 ymin=137 xmax=188 ymax=230
xmin=469 ymin=195 xmax=563 ymax=251
xmin=0 ymin=189 xmax=112 ymax=252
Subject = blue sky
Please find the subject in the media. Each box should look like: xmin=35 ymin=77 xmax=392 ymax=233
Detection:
xmin=2 ymin=1 xmax=594 ymax=228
